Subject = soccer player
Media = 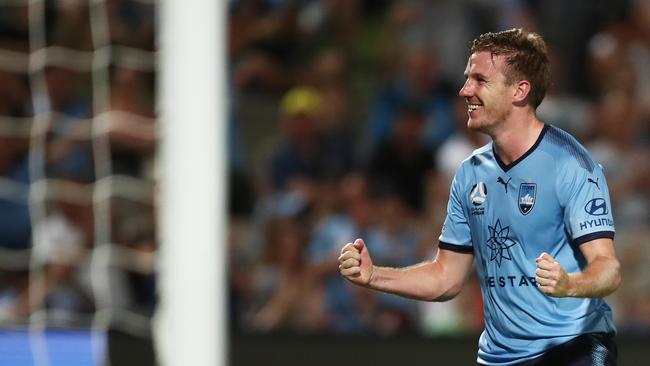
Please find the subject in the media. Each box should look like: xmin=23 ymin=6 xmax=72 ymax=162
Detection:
xmin=338 ymin=28 xmax=620 ymax=365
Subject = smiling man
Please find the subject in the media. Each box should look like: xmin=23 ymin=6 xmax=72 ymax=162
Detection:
xmin=338 ymin=29 xmax=621 ymax=365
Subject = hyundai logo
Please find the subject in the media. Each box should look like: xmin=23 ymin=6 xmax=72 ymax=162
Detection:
xmin=584 ymin=198 xmax=608 ymax=216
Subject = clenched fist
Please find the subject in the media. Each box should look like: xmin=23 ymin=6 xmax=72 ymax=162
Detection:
xmin=338 ymin=238 xmax=374 ymax=287
xmin=535 ymin=252 xmax=572 ymax=297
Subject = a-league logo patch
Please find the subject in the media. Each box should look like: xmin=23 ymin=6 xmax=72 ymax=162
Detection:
xmin=470 ymin=182 xmax=487 ymax=206
xmin=518 ymin=183 xmax=536 ymax=215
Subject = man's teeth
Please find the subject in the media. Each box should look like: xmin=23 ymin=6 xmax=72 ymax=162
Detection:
xmin=468 ymin=104 xmax=482 ymax=111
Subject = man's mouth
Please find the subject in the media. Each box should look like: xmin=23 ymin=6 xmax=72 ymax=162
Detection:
xmin=468 ymin=103 xmax=483 ymax=113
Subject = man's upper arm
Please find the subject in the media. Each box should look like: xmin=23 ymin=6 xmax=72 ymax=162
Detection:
xmin=572 ymin=237 xmax=621 ymax=297
xmin=579 ymin=237 xmax=617 ymax=263
xmin=435 ymin=247 xmax=475 ymax=299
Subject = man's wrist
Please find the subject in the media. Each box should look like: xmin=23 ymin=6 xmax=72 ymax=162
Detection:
xmin=366 ymin=265 xmax=377 ymax=288
xmin=566 ymin=272 xmax=580 ymax=297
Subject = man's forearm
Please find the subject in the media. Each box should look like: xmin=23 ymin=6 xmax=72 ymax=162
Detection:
xmin=567 ymin=255 xmax=621 ymax=298
xmin=368 ymin=261 xmax=461 ymax=302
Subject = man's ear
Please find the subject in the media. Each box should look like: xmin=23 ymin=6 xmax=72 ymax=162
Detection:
xmin=513 ymin=80 xmax=532 ymax=104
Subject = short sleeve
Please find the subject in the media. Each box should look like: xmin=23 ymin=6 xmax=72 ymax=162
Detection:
xmin=562 ymin=163 xmax=615 ymax=245
xmin=438 ymin=172 xmax=473 ymax=253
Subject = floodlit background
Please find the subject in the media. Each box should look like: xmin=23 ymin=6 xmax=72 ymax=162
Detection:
xmin=0 ymin=0 xmax=649 ymax=365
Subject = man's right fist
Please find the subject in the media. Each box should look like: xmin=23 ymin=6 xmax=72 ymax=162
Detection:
xmin=338 ymin=238 xmax=374 ymax=286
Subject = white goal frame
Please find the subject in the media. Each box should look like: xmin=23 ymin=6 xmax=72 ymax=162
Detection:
xmin=157 ymin=1 xmax=225 ymax=365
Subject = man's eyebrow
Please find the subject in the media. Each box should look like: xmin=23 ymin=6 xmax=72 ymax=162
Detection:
xmin=475 ymin=72 xmax=489 ymax=79
xmin=465 ymin=71 xmax=489 ymax=80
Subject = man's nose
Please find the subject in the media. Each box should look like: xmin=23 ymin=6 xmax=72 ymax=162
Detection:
xmin=458 ymin=81 xmax=469 ymax=97
xmin=459 ymin=80 xmax=472 ymax=97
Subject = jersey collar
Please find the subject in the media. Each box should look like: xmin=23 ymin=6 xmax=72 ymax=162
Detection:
xmin=493 ymin=124 xmax=549 ymax=172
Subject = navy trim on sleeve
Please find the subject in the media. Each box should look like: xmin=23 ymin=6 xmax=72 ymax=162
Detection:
xmin=439 ymin=241 xmax=474 ymax=253
xmin=574 ymin=231 xmax=615 ymax=246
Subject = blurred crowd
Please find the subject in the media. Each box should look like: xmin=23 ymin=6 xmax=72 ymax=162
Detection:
xmin=0 ymin=0 xmax=648 ymax=342
xmin=0 ymin=0 xmax=156 ymax=332
xmin=227 ymin=0 xmax=650 ymax=337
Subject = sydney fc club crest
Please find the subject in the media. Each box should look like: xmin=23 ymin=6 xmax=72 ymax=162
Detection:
xmin=518 ymin=183 xmax=536 ymax=215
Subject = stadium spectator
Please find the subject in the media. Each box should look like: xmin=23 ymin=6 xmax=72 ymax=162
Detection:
xmin=268 ymin=84 xmax=353 ymax=206
xmin=9 ymin=192 xmax=94 ymax=323
xmin=0 ymin=71 xmax=31 ymax=117
xmin=366 ymin=102 xmax=436 ymax=214
xmin=312 ymin=85 xmax=356 ymax=187
xmin=586 ymin=0 xmax=650 ymax=124
xmin=250 ymin=216 xmax=312 ymax=332
xmin=306 ymin=174 xmax=383 ymax=333
xmin=365 ymin=45 xmax=455 ymax=152
xmin=371 ymin=193 xmax=422 ymax=334
xmin=587 ymin=90 xmax=650 ymax=228
xmin=229 ymin=0 xmax=304 ymax=91
xmin=107 ymin=67 xmax=157 ymax=178
xmin=46 ymin=1 xmax=93 ymax=51
xmin=0 ymin=137 xmax=31 ymax=323
xmin=0 ymin=5 xmax=29 ymax=51
xmin=110 ymin=198 xmax=157 ymax=318
xmin=106 ymin=0 xmax=155 ymax=50
xmin=43 ymin=67 xmax=95 ymax=182
xmin=536 ymin=47 xmax=592 ymax=138
xmin=0 ymin=136 xmax=31 ymax=253
xmin=269 ymin=86 xmax=323 ymax=193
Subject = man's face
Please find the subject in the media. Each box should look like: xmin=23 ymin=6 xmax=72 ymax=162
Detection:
xmin=458 ymin=51 xmax=514 ymax=132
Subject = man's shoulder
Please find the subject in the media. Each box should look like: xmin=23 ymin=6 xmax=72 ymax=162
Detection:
xmin=459 ymin=143 xmax=493 ymax=170
xmin=541 ymin=124 xmax=597 ymax=174
xmin=448 ymin=143 xmax=495 ymax=185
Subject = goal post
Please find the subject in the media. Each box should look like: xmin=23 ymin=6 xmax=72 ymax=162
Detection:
xmin=156 ymin=0 xmax=226 ymax=365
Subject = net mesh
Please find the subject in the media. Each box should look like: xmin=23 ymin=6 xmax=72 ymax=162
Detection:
xmin=0 ymin=0 xmax=157 ymax=364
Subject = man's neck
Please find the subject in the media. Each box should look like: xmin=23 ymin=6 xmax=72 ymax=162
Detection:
xmin=491 ymin=113 xmax=545 ymax=166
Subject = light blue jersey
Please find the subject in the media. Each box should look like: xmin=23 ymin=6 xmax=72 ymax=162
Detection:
xmin=439 ymin=124 xmax=616 ymax=365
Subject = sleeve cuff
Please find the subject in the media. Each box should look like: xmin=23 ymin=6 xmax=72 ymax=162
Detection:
xmin=439 ymin=241 xmax=474 ymax=253
xmin=574 ymin=231 xmax=615 ymax=246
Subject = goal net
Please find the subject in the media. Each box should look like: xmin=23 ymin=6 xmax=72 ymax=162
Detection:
xmin=0 ymin=0 xmax=222 ymax=364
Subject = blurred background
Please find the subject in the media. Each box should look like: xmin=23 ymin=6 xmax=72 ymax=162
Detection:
xmin=0 ymin=0 xmax=156 ymax=364
xmin=227 ymin=0 xmax=650 ymax=364
xmin=1 ymin=0 xmax=649 ymax=365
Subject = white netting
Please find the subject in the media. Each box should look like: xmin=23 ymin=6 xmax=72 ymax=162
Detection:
xmin=0 ymin=0 xmax=157 ymax=364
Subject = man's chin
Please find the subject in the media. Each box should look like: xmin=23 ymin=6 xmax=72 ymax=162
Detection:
xmin=467 ymin=119 xmax=492 ymax=134
xmin=467 ymin=119 xmax=481 ymax=130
